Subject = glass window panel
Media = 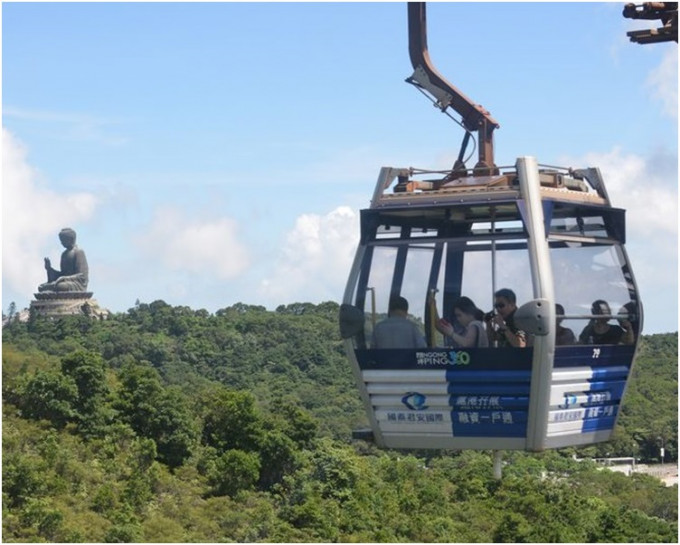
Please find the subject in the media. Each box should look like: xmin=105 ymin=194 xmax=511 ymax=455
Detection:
xmin=399 ymin=243 xmax=438 ymax=334
xmin=461 ymin=246 xmax=532 ymax=314
xmin=362 ymin=246 xmax=397 ymax=317
xmin=551 ymin=243 xmax=638 ymax=344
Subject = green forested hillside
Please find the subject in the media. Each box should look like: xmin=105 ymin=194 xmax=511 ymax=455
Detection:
xmin=2 ymin=301 xmax=677 ymax=542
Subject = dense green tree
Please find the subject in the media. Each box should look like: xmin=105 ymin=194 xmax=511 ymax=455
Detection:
xmin=59 ymin=350 xmax=111 ymax=435
xmin=149 ymin=387 xmax=199 ymax=467
xmin=15 ymin=370 xmax=78 ymax=428
xmin=201 ymin=388 xmax=264 ymax=452
xmin=217 ymin=302 xmax=267 ymax=316
xmin=2 ymin=453 xmax=48 ymax=508
xmin=493 ymin=511 xmax=532 ymax=542
xmin=207 ymin=449 xmax=261 ymax=497
xmin=308 ymin=438 xmax=361 ymax=502
xmin=256 ymin=430 xmax=298 ymax=490
xmin=122 ymin=439 xmax=160 ymax=512
xmin=114 ymin=363 xmax=164 ymax=433
xmin=114 ymin=363 xmax=198 ymax=467
xmin=103 ymin=511 xmax=142 ymax=543
xmin=267 ymin=396 xmax=319 ymax=448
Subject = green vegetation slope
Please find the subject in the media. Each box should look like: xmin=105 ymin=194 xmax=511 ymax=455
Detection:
xmin=2 ymin=301 xmax=677 ymax=542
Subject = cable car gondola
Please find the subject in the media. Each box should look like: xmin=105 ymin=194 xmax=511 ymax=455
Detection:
xmin=339 ymin=3 xmax=642 ymax=455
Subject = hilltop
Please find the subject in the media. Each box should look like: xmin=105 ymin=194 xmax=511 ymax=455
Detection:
xmin=2 ymin=301 xmax=677 ymax=542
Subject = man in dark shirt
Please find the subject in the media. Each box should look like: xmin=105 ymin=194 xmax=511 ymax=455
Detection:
xmin=486 ymin=288 xmax=527 ymax=348
xmin=579 ymin=300 xmax=634 ymax=345
xmin=555 ymin=303 xmax=576 ymax=345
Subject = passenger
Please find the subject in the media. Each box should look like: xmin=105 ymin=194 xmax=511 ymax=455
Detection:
xmin=578 ymin=300 xmax=634 ymax=345
xmin=555 ymin=303 xmax=576 ymax=345
xmin=372 ymin=295 xmax=427 ymax=349
xmin=430 ymin=295 xmax=489 ymax=348
xmin=485 ymin=288 xmax=527 ymax=348
xmin=619 ymin=301 xmax=640 ymax=339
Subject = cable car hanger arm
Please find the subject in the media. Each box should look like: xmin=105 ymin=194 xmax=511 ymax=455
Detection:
xmin=406 ymin=2 xmax=500 ymax=175
xmin=622 ymin=2 xmax=678 ymax=44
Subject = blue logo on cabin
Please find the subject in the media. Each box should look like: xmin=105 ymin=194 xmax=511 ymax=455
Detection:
xmin=402 ymin=392 xmax=428 ymax=411
xmin=559 ymin=393 xmax=578 ymax=409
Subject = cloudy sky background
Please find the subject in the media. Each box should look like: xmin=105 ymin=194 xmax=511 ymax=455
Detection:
xmin=2 ymin=2 xmax=677 ymax=333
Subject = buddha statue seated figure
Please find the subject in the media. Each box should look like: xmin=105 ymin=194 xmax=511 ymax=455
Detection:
xmin=38 ymin=228 xmax=89 ymax=293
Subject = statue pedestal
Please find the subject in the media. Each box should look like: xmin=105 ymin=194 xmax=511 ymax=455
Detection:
xmin=30 ymin=292 xmax=108 ymax=318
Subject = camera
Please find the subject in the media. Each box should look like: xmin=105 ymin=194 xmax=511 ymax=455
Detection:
xmin=484 ymin=311 xmax=496 ymax=322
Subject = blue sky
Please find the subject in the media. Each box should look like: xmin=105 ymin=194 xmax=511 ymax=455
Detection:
xmin=2 ymin=2 xmax=677 ymax=333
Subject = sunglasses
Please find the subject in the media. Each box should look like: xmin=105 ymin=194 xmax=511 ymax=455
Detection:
xmin=494 ymin=303 xmax=506 ymax=309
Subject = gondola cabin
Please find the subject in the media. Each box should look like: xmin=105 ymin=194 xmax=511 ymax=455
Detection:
xmin=340 ymin=157 xmax=642 ymax=451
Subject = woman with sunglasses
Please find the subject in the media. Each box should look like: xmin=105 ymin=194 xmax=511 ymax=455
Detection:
xmin=485 ymin=288 xmax=527 ymax=348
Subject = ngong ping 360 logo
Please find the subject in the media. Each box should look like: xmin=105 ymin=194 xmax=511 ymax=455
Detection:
xmin=415 ymin=350 xmax=470 ymax=366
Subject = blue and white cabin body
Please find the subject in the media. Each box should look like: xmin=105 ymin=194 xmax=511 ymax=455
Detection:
xmin=339 ymin=157 xmax=642 ymax=452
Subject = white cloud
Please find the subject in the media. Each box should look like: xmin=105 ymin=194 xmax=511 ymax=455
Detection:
xmin=135 ymin=206 xmax=250 ymax=280
xmin=259 ymin=206 xmax=359 ymax=303
xmin=646 ymin=47 xmax=678 ymax=120
xmin=569 ymin=147 xmax=677 ymax=239
xmin=2 ymin=128 xmax=98 ymax=297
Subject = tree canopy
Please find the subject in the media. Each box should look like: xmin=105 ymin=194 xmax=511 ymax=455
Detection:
xmin=2 ymin=301 xmax=677 ymax=542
